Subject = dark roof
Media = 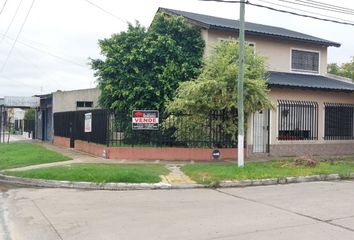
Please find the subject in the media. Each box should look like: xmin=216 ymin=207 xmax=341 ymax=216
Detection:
xmin=159 ymin=8 xmax=340 ymax=47
xmin=268 ymin=71 xmax=354 ymax=91
xmin=34 ymin=93 xmax=52 ymax=99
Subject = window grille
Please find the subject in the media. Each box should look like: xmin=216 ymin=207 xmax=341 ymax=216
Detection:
xmin=291 ymin=49 xmax=319 ymax=73
xmin=278 ymin=100 xmax=318 ymax=141
xmin=324 ymin=103 xmax=354 ymax=140
xmin=76 ymin=101 xmax=93 ymax=108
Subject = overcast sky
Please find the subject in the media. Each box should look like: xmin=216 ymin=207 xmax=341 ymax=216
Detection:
xmin=0 ymin=0 xmax=353 ymax=97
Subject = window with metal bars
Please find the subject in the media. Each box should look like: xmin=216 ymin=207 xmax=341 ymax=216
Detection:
xmin=278 ymin=100 xmax=318 ymax=141
xmin=324 ymin=103 xmax=354 ymax=140
xmin=76 ymin=101 xmax=93 ymax=108
xmin=291 ymin=49 xmax=319 ymax=73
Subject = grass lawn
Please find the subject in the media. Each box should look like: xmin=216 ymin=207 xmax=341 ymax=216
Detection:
xmin=181 ymin=160 xmax=354 ymax=184
xmin=0 ymin=143 xmax=71 ymax=170
xmin=5 ymin=163 xmax=169 ymax=183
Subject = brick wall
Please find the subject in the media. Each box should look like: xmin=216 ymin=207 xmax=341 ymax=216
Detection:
xmin=74 ymin=140 xmax=106 ymax=158
xmin=53 ymin=137 xmax=246 ymax=161
xmin=106 ymin=147 xmax=243 ymax=161
xmin=53 ymin=136 xmax=70 ymax=148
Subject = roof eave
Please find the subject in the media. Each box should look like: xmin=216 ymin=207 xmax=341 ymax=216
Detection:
xmin=268 ymin=84 xmax=353 ymax=92
xmin=208 ymin=25 xmax=341 ymax=47
xmin=157 ymin=7 xmax=210 ymax=29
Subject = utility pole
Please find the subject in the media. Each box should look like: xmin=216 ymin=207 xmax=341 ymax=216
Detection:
xmin=237 ymin=1 xmax=245 ymax=167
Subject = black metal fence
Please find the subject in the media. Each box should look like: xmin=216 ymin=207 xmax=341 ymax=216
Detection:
xmin=53 ymin=109 xmax=238 ymax=148
xmin=278 ymin=100 xmax=318 ymax=141
xmin=324 ymin=103 xmax=354 ymax=140
xmin=109 ymin=110 xmax=237 ymax=148
xmin=54 ymin=109 xmax=109 ymax=146
xmin=24 ymin=120 xmax=35 ymax=133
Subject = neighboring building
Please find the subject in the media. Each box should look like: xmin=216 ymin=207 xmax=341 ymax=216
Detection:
xmin=0 ymin=96 xmax=40 ymax=140
xmin=35 ymin=88 xmax=100 ymax=141
xmin=35 ymin=93 xmax=53 ymax=142
xmin=53 ymin=88 xmax=100 ymax=113
xmin=159 ymin=8 xmax=354 ymax=156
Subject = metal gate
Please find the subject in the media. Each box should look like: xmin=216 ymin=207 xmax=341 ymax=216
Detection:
xmin=252 ymin=109 xmax=270 ymax=153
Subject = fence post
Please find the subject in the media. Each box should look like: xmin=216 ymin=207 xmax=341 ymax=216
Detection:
xmin=106 ymin=110 xmax=110 ymax=147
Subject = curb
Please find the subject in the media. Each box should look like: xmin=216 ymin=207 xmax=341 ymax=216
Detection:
xmin=0 ymin=174 xmax=205 ymax=190
xmin=219 ymin=173 xmax=354 ymax=188
xmin=0 ymin=173 xmax=353 ymax=191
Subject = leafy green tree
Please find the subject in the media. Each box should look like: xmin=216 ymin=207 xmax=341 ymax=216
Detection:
xmin=24 ymin=109 xmax=35 ymax=120
xmin=341 ymin=57 xmax=354 ymax=80
xmin=328 ymin=57 xmax=354 ymax=80
xmin=327 ymin=63 xmax=340 ymax=76
xmin=91 ymin=13 xmax=205 ymax=115
xmin=166 ymin=40 xmax=273 ymax=143
xmin=168 ymin=40 xmax=272 ymax=114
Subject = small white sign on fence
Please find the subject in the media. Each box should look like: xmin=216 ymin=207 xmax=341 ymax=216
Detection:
xmin=84 ymin=112 xmax=92 ymax=133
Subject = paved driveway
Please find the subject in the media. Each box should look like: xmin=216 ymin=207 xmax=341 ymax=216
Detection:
xmin=1 ymin=181 xmax=354 ymax=240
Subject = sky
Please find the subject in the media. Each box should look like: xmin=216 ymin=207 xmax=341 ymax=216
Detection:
xmin=0 ymin=0 xmax=354 ymax=97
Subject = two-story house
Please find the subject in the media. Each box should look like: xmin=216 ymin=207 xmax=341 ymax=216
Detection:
xmin=159 ymin=7 xmax=354 ymax=157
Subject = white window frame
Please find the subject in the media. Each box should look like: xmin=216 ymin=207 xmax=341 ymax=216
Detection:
xmin=290 ymin=48 xmax=320 ymax=75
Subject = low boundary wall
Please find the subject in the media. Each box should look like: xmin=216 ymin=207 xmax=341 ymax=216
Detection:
xmin=269 ymin=142 xmax=354 ymax=156
xmin=53 ymin=136 xmax=70 ymax=148
xmin=74 ymin=140 xmax=106 ymax=158
xmin=53 ymin=136 xmax=242 ymax=161
xmin=106 ymin=146 xmax=241 ymax=161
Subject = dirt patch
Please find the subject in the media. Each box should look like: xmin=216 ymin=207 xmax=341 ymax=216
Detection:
xmin=294 ymin=155 xmax=319 ymax=167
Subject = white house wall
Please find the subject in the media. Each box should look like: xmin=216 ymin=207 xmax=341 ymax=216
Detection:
xmin=52 ymin=88 xmax=100 ymax=113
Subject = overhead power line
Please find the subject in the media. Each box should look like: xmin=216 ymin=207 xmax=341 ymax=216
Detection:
xmin=279 ymin=0 xmax=354 ymax=16
xmin=199 ymin=0 xmax=241 ymax=3
xmin=0 ymin=33 xmax=86 ymax=68
xmin=301 ymin=0 xmax=354 ymax=13
xmin=259 ymin=0 xmax=354 ymax=24
xmin=84 ymin=0 xmax=128 ymax=24
xmin=247 ymin=1 xmax=354 ymax=27
xmin=0 ymin=75 xmax=41 ymax=91
xmin=12 ymin=45 xmax=67 ymax=89
xmin=1 ymin=0 xmax=24 ymax=43
xmin=0 ymin=0 xmax=36 ymax=72
xmin=295 ymin=0 xmax=354 ymax=14
xmin=198 ymin=0 xmax=354 ymax=27
xmin=0 ymin=0 xmax=8 ymax=16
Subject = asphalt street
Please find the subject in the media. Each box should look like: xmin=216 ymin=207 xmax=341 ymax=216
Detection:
xmin=1 ymin=181 xmax=354 ymax=240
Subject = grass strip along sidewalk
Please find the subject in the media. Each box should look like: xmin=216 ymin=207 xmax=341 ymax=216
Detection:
xmin=5 ymin=164 xmax=169 ymax=184
xmin=0 ymin=143 xmax=71 ymax=170
xmin=181 ymin=159 xmax=354 ymax=185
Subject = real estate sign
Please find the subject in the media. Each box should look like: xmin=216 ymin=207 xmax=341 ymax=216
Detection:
xmin=132 ymin=110 xmax=159 ymax=130
xmin=84 ymin=112 xmax=92 ymax=133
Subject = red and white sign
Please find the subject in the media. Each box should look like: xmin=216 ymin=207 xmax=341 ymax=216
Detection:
xmin=132 ymin=117 xmax=158 ymax=123
xmin=132 ymin=110 xmax=159 ymax=130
